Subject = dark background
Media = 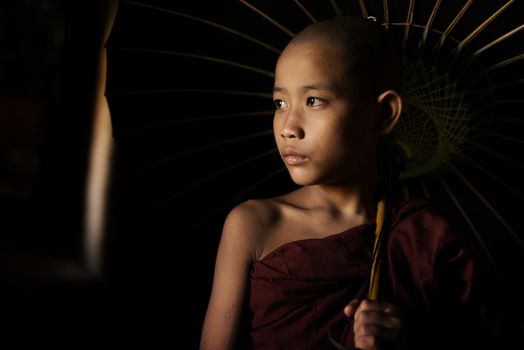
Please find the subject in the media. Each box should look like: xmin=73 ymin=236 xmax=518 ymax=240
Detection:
xmin=2 ymin=0 xmax=523 ymax=349
xmin=1 ymin=0 xmax=111 ymax=348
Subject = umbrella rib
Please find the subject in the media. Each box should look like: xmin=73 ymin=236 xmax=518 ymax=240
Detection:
xmin=403 ymin=0 xmax=416 ymax=48
xmin=443 ymin=0 xmax=474 ymax=37
xmin=328 ymin=0 xmax=343 ymax=16
xmin=486 ymin=53 xmax=524 ymax=72
xmin=436 ymin=0 xmax=474 ymax=49
xmin=457 ymin=152 xmax=524 ymax=201
xmin=383 ymin=0 xmax=389 ymax=28
xmin=463 ymin=78 xmax=524 ymax=97
xmin=449 ymin=164 xmax=524 ymax=251
xmin=456 ymin=0 xmax=514 ymax=53
xmin=358 ymin=0 xmax=369 ymax=18
xmin=108 ymin=89 xmax=272 ymax=99
xmin=419 ymin=0 xmax=441 ymax=49
xmin=494 ymin=98 xmax=524 ymax=105
xmin=238 ymin=0 xmax=295 ymax=37
xmin=109 ymin=47 xmax=275 ymax=78
xmin=474 ymin=24 xmax=524 ymax=57
xmin=122 ymin=0 xmax=281 ymax=54
xmin=475 ymin=116 xmax=524 ymax=125
xmin=469 ymin=141 xmax=524 ymax=169
xmin=119 ymin=111 xmax=274 ymax=135
xmin=472 ymin=127 xmax=524 ymax=144
xmin=135 ymin=130 xmax=273 ymax=172
xmin=178 ymin=167 xmax=288 ymax=238
xmin=151 ymin=148 xmax=278 ymax=208
xmin=292 ymin=0 xmax=317 ymax=22
xmin=436 ymin=173 xmax=501 ymax=277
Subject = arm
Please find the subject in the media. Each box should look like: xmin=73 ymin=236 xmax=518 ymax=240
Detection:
xmin=200 ymin=202 xmax=262 ymax=350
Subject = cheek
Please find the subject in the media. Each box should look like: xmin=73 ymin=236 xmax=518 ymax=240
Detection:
xmin=313 ymin=120 xmax=371 ymax=163
xmin=310 ymin=117 xmax=347 ymax=148
xmin=310 ymin=125 xmax=349 ymax=164
xmin=273 ymin=116 xmax=281 ymax=146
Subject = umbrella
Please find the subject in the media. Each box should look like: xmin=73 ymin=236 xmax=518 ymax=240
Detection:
xmin=104 ymin=0 xmax=524 ymax=346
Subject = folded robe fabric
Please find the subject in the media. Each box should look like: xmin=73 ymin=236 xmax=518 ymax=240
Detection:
xmin=249 ymin=197 xmax=502 ymax=350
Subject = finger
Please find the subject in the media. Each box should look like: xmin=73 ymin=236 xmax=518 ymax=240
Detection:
xmin=344 ymin=299 xmax=361 ymax=318
xmin=353 ymin=316 xmax=401 ymax=345
xmin=354 ymin=299 xmax=401 ymax=320
xmin=354 ymin=323 xmax=400 ymax=344
xmin=354 ymin=309 xmax=402 ymax=331
xmin=354 ymin=333 xmax=393 ymax=350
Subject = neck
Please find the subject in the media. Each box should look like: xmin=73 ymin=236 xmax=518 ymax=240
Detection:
xmin=307 ymin=171 xmax=378 ymax=221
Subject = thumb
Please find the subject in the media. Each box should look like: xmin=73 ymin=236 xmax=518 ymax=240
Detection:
xmin=344 ymin=299 xmax=361 ymax=318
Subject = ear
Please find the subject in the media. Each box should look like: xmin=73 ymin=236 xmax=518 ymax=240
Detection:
xmin=375 ymin=90 xmax=403 ymax=135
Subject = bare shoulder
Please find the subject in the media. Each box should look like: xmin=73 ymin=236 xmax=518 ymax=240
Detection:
xmin=225 ymin=197 xmax=279 ymax=225
xmin=222 ymin=195 xmax=292 ymax=261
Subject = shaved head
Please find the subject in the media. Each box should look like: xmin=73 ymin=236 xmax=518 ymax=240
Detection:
xmin=283 ymin=16 xmax=402 ymax=99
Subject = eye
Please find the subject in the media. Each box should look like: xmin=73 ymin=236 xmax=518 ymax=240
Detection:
xmin=306 ymin=96 xmax=325 ymax=107
xmin=274 ymin=99 xmax=288 ymax=110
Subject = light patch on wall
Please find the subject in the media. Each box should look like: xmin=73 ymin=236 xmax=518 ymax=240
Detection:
xmin=84 ymin=49 xmax=114 ymax=276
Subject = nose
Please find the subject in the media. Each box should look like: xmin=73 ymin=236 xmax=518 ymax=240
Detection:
xmin=278 ymin=109 xmax=305 ymax=139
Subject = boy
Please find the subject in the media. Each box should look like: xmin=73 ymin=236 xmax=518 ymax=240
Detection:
xmin=200 ymin=16 xmax=505 ymax=350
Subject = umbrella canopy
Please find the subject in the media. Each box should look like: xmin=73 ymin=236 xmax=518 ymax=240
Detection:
xmin=105 ymin=0 xmax=524 ymax=346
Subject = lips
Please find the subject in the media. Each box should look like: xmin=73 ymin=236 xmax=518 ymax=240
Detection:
xmin=281 ymin=148 xmax=309 ymax=165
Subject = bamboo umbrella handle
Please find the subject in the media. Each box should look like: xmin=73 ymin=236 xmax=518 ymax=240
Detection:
xmin=368 ymin=197 xmax=387 ymax=301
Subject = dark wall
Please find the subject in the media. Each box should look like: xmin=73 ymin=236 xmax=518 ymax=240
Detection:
xmin=1 ymin=1 xmax=212 ymax=348
xmin=0 ymin=1 xmax=112 ymax=348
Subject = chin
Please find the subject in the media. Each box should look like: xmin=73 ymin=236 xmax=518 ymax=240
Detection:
xmin=287 ymin=168 xmax=321 ymax=186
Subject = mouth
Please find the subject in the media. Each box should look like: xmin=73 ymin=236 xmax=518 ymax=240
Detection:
xmin=281 ymin=148 xmax=309 ymax=165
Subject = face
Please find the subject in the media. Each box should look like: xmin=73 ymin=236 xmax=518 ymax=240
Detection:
xmin=273 ymin=41 xmax=380 ymax=186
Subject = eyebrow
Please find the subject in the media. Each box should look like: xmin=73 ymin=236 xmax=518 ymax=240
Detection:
xmin=273 ymin=83 xmax=338 ymax=94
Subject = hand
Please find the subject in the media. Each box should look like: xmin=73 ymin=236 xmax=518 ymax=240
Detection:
xmin=344 ymin=299 xmax=402 ymax=350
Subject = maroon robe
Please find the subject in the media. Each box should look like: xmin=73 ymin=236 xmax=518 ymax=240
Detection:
xmin=249 ymin=197 xmax=504 ymax=349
